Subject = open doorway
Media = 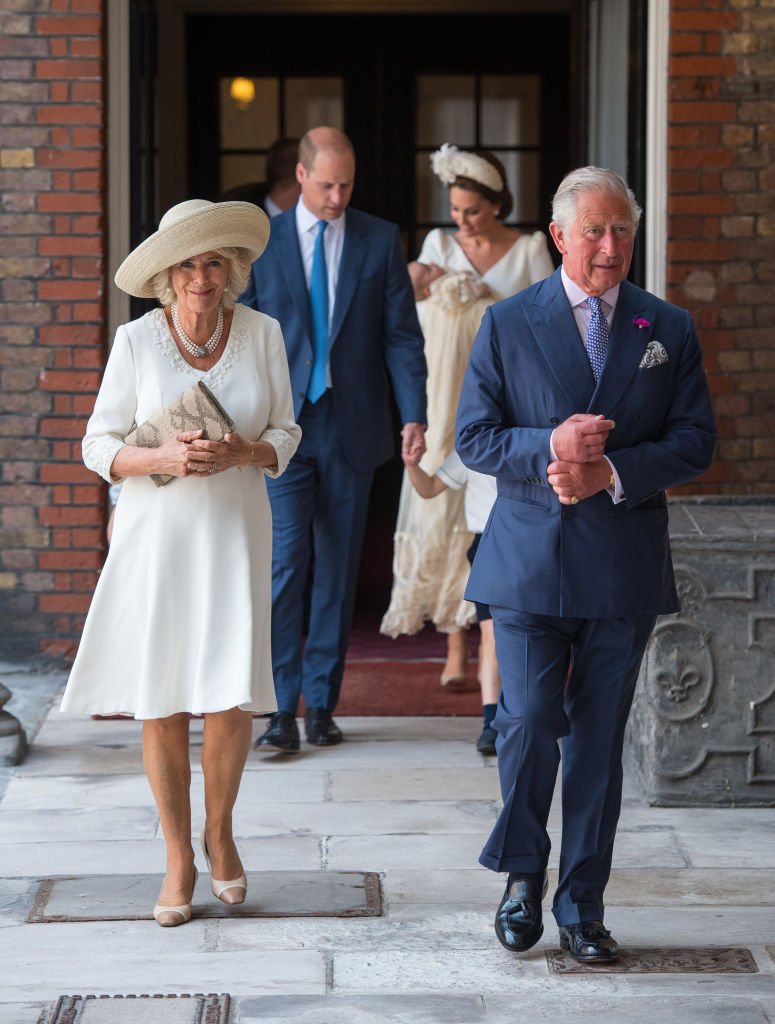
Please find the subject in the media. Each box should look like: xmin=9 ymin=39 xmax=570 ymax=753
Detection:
xmin=181 ymin=9 xmax=572 ymax=626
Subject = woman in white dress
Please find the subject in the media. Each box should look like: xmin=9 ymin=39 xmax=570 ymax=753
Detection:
xmin=381 ymin=145 xmax=554 ymax=686
xmin=61 ymin=200 xmax=301 ymax=926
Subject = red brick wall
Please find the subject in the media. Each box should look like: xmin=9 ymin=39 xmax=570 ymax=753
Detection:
xmin=668 ymin=0 xmax=775 ymax=493
xmin=0 ymin=0 xmax=106 ymax=660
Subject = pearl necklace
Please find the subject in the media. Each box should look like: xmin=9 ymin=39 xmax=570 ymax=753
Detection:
xmin=171 ymin=302 xmax=223 ymax=358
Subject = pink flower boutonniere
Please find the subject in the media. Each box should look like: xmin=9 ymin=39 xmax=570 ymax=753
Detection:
xmin=633 ymin=318 xmax=651 ymax=329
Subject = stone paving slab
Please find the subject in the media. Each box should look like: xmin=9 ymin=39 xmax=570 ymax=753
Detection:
xmin=605 ymin=868 xmax=775 ymax=906
xmin=3 ymin=794 xmax=499 ymax=843
xmin=234 ymin=799 xmax=500 ymax=838
xmin=326 ymin=765 xmax=501 ymax=802
xmin=333 ymin=948 xmax=542 ymax=992
xmin=0 ymin=1003 xmax=48 ymax=1024
xmin=0 ymin=877 xmax=37 ymax=927
xmin=0 ymin=807 xmax=158 ymax=844
xmin=382 ymin=867 xmax=775 ymax=908
xmin=251 ymin=738 xmax=482 ymax=769
xmin=325 ymin=826 xmax=687 ymax=872
xmin=0 ymin=939 xmax=325 ymax=1002
xmin=238 ymin=994 xmax=488 ymax=1023
xmin=326 ymin=833 xmax=487 ymax=871
xmin=379 ymin=903 xmax=775 ymax=947
xmin=32 ymin=715 xmax=147 ymax=749
xmin=670 ymin=825 xmax=775 ymax=868
xmin=29 ymin=871 xmax=381 ymax=922
xmin=236 ymin=993 xmax=775 ymax=1024
xmin=0 ymin=835 xmax=323 ymax=877
xmin=15 ymin=745 xmax=146 ymax=778
xmin=1 ymin=769 xmax=327 ymax=810
xmin=482 ymin=996 xmax=773 ymax=1024
xmin=35 ymin=991 xmax=768 ymax=1024
xmin=382 ymin=868 xmax=503 ymax=906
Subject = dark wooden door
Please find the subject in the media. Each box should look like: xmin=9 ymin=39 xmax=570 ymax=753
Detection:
xmin=185 ymin=10 xmax=573 ymax=620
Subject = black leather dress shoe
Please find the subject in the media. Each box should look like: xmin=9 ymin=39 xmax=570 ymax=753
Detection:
xmin=304 ymin=707 xmax=343 ymax=746
xmin=494 ymin=872 xmax=548 ymax=953
xmin=476 ymin=725 xmax=497 ymax=755
xmin=255 ymin=712 xmax=300 ymax=753
xmin=558 ymin=920 xmax=619 ymax=962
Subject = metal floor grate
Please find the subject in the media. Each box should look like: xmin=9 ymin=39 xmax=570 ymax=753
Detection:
xmin=28 ymin=870 xmax=382 ymax=923
xmin=46 ymin=993 xmax=230 ymax=1023
xmin=546 ymin=946 xmax=758 ymax=974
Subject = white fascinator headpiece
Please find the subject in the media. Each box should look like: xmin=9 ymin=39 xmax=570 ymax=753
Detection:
xmin=430 ymin=143 xmax=503 ymax=193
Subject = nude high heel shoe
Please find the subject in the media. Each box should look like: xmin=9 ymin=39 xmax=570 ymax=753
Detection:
xmin=153 ymin=866 xmax=198 ymax=927
xmin=200 ymin=828 xmax=247 ymax=905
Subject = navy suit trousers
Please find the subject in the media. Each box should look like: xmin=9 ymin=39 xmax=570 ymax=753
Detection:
xmin=266 ymin=392 xmax=373 ymax=715
xmin=480 ymin=609 xmax=656 ymax=925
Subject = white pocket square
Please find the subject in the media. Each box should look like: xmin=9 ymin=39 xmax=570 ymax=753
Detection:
xmin=639 ymin=340 xmax=668 ymax=369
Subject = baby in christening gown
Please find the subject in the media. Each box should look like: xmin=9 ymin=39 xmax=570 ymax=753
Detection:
xmin=380 ymin=263 xmax=494 ymax=642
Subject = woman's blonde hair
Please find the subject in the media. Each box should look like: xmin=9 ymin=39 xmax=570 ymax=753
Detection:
xmin=150 ymin=246 xmax=254 ymax=309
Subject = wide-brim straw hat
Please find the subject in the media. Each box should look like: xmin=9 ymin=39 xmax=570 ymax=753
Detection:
xmin=114 ymin=198 xmax=270 ymax=298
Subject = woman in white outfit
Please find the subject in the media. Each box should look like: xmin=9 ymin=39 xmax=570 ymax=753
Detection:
xmin=61 ymin=200 xmax=301 ymax=926
xmin=381 ymin=145 xmax=553 ymax=686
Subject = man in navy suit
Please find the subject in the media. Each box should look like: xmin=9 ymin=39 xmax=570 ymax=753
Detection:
xmin=456 ymin=166 xmax=716 ymax=961
xmin=242 ymin=127 xmax=427 ymax=752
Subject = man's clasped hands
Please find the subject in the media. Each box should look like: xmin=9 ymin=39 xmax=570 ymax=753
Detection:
xmin=548 ymin=413 xmax=616 ymax=506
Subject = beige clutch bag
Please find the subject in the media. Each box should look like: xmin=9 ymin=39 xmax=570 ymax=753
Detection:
xmin=124 ymin=380 xmax=236 ymax=487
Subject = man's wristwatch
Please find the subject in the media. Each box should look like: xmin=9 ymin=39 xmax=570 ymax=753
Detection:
xmin=608 ymin=472 xmax=615 ymax=490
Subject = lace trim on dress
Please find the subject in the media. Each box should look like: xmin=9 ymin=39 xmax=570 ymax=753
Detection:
xmin=260 ymin=427 xmax=297 ymax=479
xmin=145 ymin=304 xmax=248 ymax=388
xmin=88 ymin=436 xmax=126 ymax=484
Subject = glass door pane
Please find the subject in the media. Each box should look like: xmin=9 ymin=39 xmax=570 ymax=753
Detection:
xmin=480 ymin=75 xmax=540 ymax=147
xmin=413 ymin=73 xmax=542 ymax=233
xmin=285 ymin=77 xmax=343 ymax=136
xmin=217 ymin=75 xmax=343 ymax=196
xmin=416 ymin=75 xmax=475 ymax=147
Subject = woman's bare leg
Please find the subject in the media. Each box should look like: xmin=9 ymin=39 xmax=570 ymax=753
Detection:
xmin=441 ymin=629 xmax=469 ymax=686
xmin=142 ymin=713 xmax=196 ymax=907
xmin=201 ymin=707 xmax=253 ymax=902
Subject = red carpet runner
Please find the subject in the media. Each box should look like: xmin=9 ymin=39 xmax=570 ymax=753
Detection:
xmin=336 ymin=617 xmax=481 ymax=717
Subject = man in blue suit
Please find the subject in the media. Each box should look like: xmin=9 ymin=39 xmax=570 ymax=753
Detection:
xmin=456 ymin=166 xmax=716 ymax=961
xmin=242 ymin=127 xmax=427 ymax=752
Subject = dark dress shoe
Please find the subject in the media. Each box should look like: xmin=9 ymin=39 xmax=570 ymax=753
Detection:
xmin=304 ymin=707 xmax=343 ymax=746
xmin=558 ymin=920 xmax=619 ymax=962
xmin=494 ymin=872 xmax=548 ymax=953
xmin=476 ymin=725 xmax=497 ymax=755
xmin=255 ymin=712 xmax=300 ymax=753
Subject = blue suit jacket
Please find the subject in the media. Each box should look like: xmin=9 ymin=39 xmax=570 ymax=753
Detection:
xmin=242 ymin=206 xmax=427 ymax=473
xmin=456 ymin=269 xmax=717 ymax=618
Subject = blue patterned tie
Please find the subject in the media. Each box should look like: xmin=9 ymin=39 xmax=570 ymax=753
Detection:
xmin=585 ymin=295 xmax=609 ymax=382
xmin=307 ymin=220 xmax=329 ymax=403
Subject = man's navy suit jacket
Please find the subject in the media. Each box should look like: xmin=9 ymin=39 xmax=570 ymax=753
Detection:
xmin=456 ymin=268 xmax=717 ymax=619
xmin=242 ymin=205 xmax=427 ymax=473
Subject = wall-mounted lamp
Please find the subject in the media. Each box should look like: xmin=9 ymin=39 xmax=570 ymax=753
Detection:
xmin=230 ymin=77 xmax=256 ymax=111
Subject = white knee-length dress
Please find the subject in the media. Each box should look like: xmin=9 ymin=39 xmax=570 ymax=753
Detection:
xmin=61 ymin=304 xmax=301 ymax=720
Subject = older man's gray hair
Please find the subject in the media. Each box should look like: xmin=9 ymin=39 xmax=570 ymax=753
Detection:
xmin=551 ymin=166 xmax=642 ymax=232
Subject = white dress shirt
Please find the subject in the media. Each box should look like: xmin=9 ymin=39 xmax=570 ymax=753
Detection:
xmin=295 ymin=199 xmax=346 ymax=388
xmin=264 ymin=194 xmax=283 ymax=218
